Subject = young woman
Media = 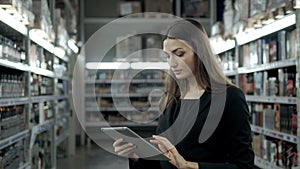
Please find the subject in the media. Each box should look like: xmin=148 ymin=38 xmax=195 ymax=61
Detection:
xmin=113 ymin=19 xmax=254 ymax=169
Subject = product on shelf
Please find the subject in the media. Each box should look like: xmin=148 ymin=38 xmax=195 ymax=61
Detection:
xmin=118 ymin=1 xmax=141 ymax=17
xmin=31 ymin=132 xmax=51 ymax=169
xmin=0 ymin=0 xmax=35 ymax=26
xmin=86 ymin=69 xmax=166 ymax=124
xmin=54 ymin=8 xmax=68 ymax=50
xmin=144 ymin=0 xmax=173 ymax=17
xmin=0 ymin=141 xmax=26 ymax=169
xmin=32 ymin=0 xmax=54 ymax=42
xmin=30 ymin=73 xmax=54 ymax=96
xmin=0 ymin=67 xmax=26 ymax=98
xmin=115 ymin=35 xmax=142 ymax=61
xmin=223 ymin=0 xmax=235 ymax=39
xmin=0 ymin=35 xmax=26 ymax=63
xmin=0 ymin=105 xmax=26 ymax=140
xmin=252 ymin=134 xmax=298 ymax=168
xmin=182 ymin=0 xmax=210 ymax=18
xmin=220 ymin=8 xmax=299 ymax=168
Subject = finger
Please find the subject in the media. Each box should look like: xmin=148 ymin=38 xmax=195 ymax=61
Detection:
xmin=152 ymin=135 xmax=172 ymax=145
xmin=114 ymin=143 xmax=135 ymax=153
xmin=117 ymin=145 xmax=137 ymax=157
xmin=152 ymin=135 xmax=175 ymax=151
xmin=113 ymin=138 xmax=123 ymax=147
xmin=157 ymin=143 xmax=168 ymax=152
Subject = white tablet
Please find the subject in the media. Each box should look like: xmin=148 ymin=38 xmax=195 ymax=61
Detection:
xmin=101 ymin=127 xmax=170 ymax=161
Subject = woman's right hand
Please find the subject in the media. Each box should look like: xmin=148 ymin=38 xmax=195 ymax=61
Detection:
xmin=113 ymin=138 xmax=139 ymax=160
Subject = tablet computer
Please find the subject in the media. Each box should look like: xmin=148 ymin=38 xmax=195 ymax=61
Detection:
xmin=101 ymin=127 xmax=170 ymax=161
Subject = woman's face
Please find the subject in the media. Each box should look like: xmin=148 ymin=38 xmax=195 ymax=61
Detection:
xmin=163 ymin=38 xmax=196 ymax=80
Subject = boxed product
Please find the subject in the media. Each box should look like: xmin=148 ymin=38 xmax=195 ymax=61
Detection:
xmin=144 ymin=0 xmax=173 ymax=16
xmin=32 ymin=0 xmax=54 ymax=42
xmin=250 ymin=0 xmax=267 ymax=18
xmin=285 ymin=0 xmax=295 ymax=13
xmin=182 ymin=0 xmax=210 ymax=18
xmin=115 ymin=34 xmax=142 ymax=61
xmin=118 ymin=1 xmax=141 ymax=16
xmin=223 ymin=0 xmax=234 ymax=39
xmin=54 ymin=9 xmax=68 ymax=49
xmin=266 ymin=0 xmax=286 ymax=12
xmin=144 ymin=34 xmax=163 ymax=61
xmin=234 ymin=0 xmax=250 ymax=20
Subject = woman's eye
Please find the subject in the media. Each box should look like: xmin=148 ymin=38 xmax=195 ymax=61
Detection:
xmin=177 ymin=52 xmax=184 ymax=57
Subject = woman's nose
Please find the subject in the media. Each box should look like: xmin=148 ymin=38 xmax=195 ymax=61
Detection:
xmin=168 ymin=55 xmax=178 ymax=68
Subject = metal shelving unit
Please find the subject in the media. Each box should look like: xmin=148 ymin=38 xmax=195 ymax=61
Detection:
xmin=216 ymin=8 xmax=300 ymax=169
xmin=0 ymin=0 xmax=76 ymax=168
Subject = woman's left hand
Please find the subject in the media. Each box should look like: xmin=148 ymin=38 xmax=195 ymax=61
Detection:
xmin=150 ymin=135 xmax=198 ymax=169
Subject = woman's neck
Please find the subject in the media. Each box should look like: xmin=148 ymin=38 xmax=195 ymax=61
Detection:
xmin=182 ymin=78 xmax=205 ymax=99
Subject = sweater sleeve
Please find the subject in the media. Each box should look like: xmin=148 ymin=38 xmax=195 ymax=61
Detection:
xmin=198 ymin=87 xmax=254 ymax=169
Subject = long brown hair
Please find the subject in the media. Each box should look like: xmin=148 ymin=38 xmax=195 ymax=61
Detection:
xmin=160 ymin=19 xmax=234 ymax=111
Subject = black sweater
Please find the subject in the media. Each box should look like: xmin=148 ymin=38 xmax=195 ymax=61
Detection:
xmin=129 ymin=86 xmax=254 ymax=169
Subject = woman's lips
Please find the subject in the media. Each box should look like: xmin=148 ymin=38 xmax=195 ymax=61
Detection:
xmin=173 ymin=69 xmax=182 ymax=75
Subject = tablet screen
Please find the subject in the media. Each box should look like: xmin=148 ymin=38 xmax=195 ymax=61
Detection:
xmin=101 ymin=127 xmax=170 ymax=161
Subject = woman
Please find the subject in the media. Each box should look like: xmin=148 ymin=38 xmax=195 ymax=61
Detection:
xmin=113 ymin=19 xmax=254 ymax=169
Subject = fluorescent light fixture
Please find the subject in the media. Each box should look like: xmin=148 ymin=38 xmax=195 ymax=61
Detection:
xmin=236 ymin=14 xmax=295 ymax=45
xmin=67 ymin=39 xmax=79 ymax=53
xmin=130 ymin=62 xmax=169 ymax=69
xmin=86 ymin=62 xmax=130 ymax=70
xmin=54 ymin=47 xmax=66 ymax=59
xmin=0 ymin=7 xmax=27 ymax=35
xmin=29 ymin=29 xmax=54 ymax=53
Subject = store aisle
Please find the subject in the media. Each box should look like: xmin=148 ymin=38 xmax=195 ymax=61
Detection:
xmin=57 ymin=144 xmax=129 ymax=169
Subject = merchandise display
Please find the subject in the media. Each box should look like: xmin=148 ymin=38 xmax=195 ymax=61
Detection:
xmin=0 ymin=0 xmax=77 ymax=168
xmin=216 ymin=1 xmax=299 ymax=168
xmin=85 ymin=69 xmax=165 ymax=126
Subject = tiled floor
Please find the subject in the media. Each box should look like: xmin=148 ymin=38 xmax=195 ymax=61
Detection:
xmin=57 ymin=145 xmax=129 ymax=169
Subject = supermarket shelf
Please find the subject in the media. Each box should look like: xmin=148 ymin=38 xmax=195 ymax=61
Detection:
xmin=0 ymin=59 xmax=28 ymax=71
xmin=0 ymin=130 xmax=29 ymax=150
xmin=246 ymin=95 xmax=297 ymax=104
xmin=19 ymin=163 xmax=30 ymax=169
xmin=30 ymin=67 xmax=55 ymax=78
xmin=236 ymin=14 xmax=295 ymax=45
xmin=223 ymin=70 xmax=238 ymax=76
xmin=86 ymin=107 xmax=159 ymax=112
xmin=30 ymin=119 xmax=55 ymax=149
xmin=85 ymin=17 xmax=178 ymax=24
xmin=31 ymin=95 xmax=56 ymax=103
xmin=56 ymin=113 xmax=69 ymax=120
xmin=86 ymin=93 xmax=162 ymax=98
xmin=238 ymin=59 xmax=297 ymax=74
xmin=254 ymin=156 xmax=283 ymax=169
xmin=32 ymin=119 xmax=55 ymax=135
xmin=86 ymin=121 xmax=158 ymax=127
xmin=29 ymin=31 xmax=54 ymax=54
xmin=56 ymin=75 xmax=69 ymax=81
xmin=56 ymin=95 xmax=68 ymax=100
xmin=251 ymin=125 xmax=298 ymax=144
xmin=211 ymin=39 xmax=235 ymax=54
xmin=0 ymin=97 xmax=30 ymax=106
xmin=86 ymin=79 xmax=165 ymax=84
xmin=85 ymin=16 xmax=210 ymax=25
xmin=56 ymin=132 xmax=69 ymax=146
xmin=0 ymin=8 xmax=27 ymax=35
